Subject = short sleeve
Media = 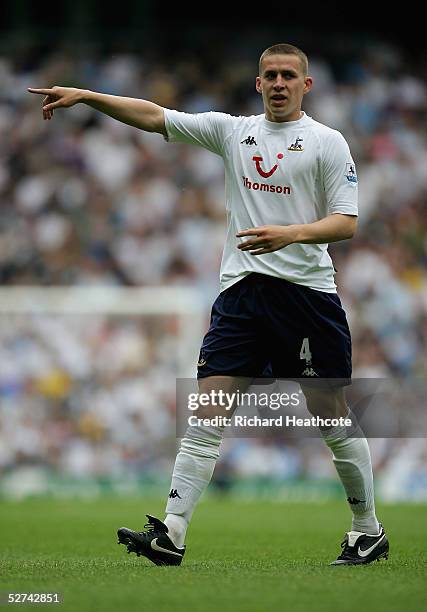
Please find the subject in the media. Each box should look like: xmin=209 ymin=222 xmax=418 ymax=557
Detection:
xmin=164 ymin=109 xmax=236 ymax=157
xmin=321 ymin=130 xmax=358 ymax=216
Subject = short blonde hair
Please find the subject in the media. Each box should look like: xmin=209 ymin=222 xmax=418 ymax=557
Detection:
xmin=259 ymin=43 xmax=308 ymax=76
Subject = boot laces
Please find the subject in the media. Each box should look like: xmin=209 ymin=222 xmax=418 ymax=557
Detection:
xmin=337 ymin=534 xmax=353 ymax=560
xmin=138 ymin=515 xmax=167 ymax=538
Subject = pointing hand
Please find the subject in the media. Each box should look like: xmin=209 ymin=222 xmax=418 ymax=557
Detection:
xmin=28 ymin=86 xmax=83 ymax=120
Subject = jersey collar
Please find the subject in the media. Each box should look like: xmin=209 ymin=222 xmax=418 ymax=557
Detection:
xmin=262 ymin=111 xmax=310 ymax=130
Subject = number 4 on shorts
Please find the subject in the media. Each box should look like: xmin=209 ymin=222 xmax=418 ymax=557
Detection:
xmin=300 ymin=337 xmax=312 ymax=363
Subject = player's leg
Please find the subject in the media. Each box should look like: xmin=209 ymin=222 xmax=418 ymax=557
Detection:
xmin=266 ymin=276 xmax=387 ymax=564
xmin=117 ymin=374 xmax=251 ymax=566
xmin=118 ymin=275 xmax=268 ymax=565
xmin=164 ymin=375 xmax=252 ymax=548
xmin=302 ymin=385 xmax=380 ymax=536
xmin=164 ymin=277 xmax=267 ymax=551
xmin=303 ymin=384 xmax=388 ymax=564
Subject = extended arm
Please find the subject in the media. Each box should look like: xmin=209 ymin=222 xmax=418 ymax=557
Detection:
xmin=27 ymin=86 xmax=167 ymax=136
xmin=236 ymin=213 xmax=357 ymax=255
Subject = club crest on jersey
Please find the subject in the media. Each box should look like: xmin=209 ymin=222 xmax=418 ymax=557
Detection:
xmin=252 ymin=153 xmax=283 ymax=178
xmin=345 ymin=163 xmax=358 ymax=183
xmin=288 ymin=137 xmax=304 ymax=151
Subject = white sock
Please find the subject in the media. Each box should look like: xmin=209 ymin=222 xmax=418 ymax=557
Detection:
xmin=321 ymin=418 xmax=380 ymax=535
xmin=164 ymin=424 xmax=224 ymax=547
xmin=164 ymin=514 xmax=188 ymax=548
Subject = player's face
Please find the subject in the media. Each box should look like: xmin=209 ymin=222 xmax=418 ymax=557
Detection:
xmin=256 ymin=54 xmax=312 ymax=122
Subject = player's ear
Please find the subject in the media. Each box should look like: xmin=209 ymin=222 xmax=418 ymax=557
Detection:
xmin=303 ymin=76 xmax=313 ymax=94
xmin=255 ymin=76 xmax=262 ymax=94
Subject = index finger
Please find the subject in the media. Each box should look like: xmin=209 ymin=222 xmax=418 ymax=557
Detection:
xmin=28 ymin=88 xmax=54 ymax=95
xmin=236 ymin=228 xmax=260 ymax=237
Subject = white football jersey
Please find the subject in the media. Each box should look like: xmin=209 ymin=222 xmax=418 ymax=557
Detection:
xmin=164 ymin=110 xmax=358 ymax=293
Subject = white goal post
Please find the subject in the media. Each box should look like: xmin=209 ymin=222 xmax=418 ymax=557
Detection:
xmin=0 ymin=286 xmax=207 ymax=376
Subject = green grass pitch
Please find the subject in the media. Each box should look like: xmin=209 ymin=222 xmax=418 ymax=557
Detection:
xmin=0 ymin=496 xmax=425 ymax=612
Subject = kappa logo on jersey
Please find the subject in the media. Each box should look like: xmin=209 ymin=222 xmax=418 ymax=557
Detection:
xmin=252 ymin=153 xmax=284 ymax=178
xmin=169 ymin=489 xmax=182 ymax=499
xmin=241 ymin=135 xmax=257 ymax=145
xmin=288 ymin=137 xmax=304 ymax=151
xmin=345 ymin=163 xmax=358 ymax=183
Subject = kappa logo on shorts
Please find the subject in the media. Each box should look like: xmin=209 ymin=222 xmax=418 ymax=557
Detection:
xmin=301 ymin=366 xmax=319 ymax=377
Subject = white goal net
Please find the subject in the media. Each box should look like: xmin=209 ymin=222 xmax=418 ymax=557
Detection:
xmin=0 ymin=286 xmax=206 ymax=377
xmin=0 ymin=286 xmax=206 ymax=497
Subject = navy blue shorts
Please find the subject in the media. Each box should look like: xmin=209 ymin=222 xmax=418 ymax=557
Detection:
xmin=197 ymin=273 xmax=352 ymax=383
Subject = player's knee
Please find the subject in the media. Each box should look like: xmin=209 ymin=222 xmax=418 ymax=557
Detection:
xmin=301 ymin=385 xmax=348 ymax=418
xmin=180 ymin=424 xmax=224 ymax=459
xmin=196 ymin=375 xmax=251 ymax=419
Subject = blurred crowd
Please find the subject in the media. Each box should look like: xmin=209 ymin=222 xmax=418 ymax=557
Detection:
xmin=0 ymin=40 xmax=426 ymax=499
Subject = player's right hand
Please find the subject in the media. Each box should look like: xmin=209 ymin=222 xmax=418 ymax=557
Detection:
xmin=27 ymin=86 xmax=83 ymax=120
